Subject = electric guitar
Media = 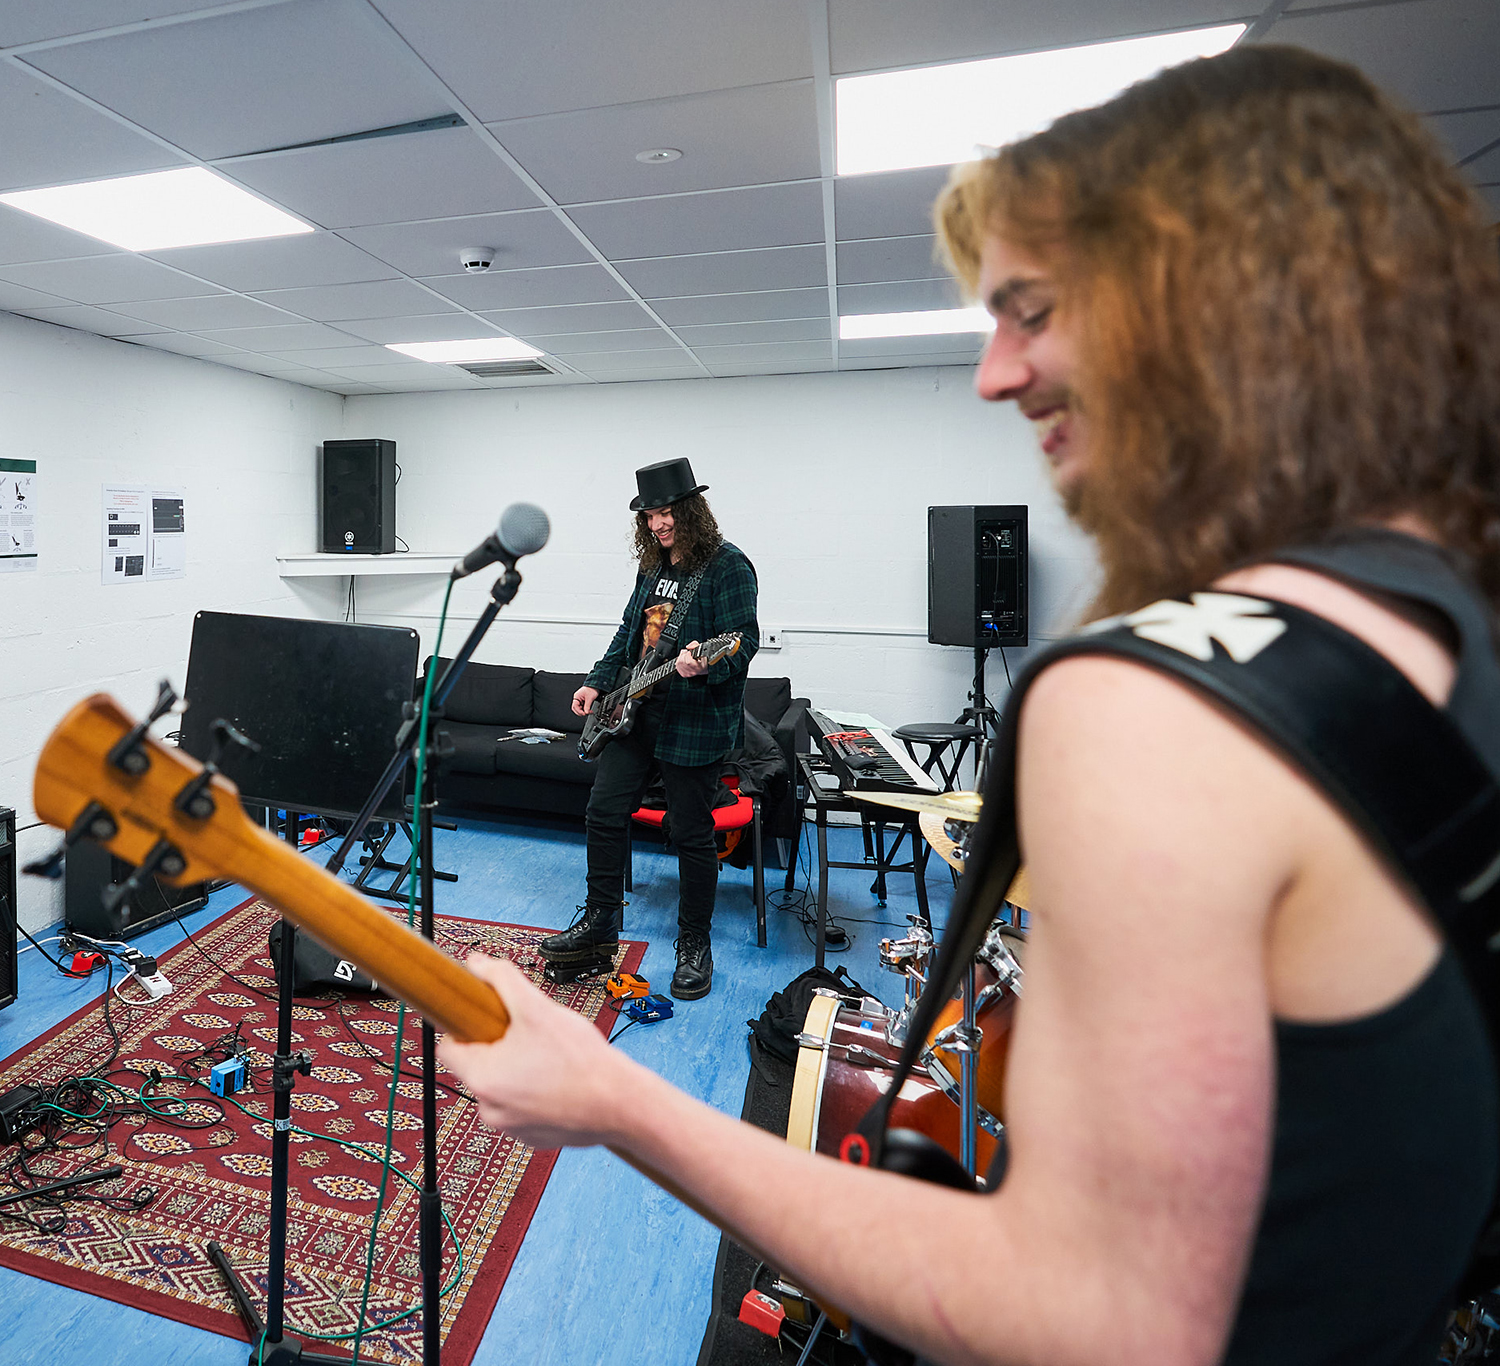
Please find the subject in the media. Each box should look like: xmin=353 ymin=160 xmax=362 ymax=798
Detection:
xmin=576 ymin=631 xmax=741 ymax=760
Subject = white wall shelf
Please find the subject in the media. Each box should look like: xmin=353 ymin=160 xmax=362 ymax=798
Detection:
xmin=276 ymin=552 xmax=457 ymax=578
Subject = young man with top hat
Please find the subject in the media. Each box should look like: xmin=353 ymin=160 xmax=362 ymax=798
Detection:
xmin=540 ymin=457 xmax=758 ymax=1000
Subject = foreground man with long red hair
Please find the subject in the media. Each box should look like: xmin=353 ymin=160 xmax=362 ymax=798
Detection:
xmin=440 ymin=45 xmax=1500 ymax=1366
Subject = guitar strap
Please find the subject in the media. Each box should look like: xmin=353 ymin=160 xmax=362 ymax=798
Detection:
xmin=654 ymin=545 xmax=718 ymax=657
xmin=853 ymin=592 xmax=1500 ymax=1197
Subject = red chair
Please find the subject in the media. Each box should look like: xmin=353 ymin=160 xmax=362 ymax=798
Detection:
xmin=624 ymin=775 xmax=766 ymax=946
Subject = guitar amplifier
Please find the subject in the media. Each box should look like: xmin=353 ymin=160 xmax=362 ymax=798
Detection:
xmin=65 ymin=838 xmax=208 ymax=941
xmin=0 ymin=807 xmax=16 ymax=1010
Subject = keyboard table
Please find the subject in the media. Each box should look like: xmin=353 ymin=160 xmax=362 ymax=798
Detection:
xmin=794 ymin=754 xmax=933 ymax=968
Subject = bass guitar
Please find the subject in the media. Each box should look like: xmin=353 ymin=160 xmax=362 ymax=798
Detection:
xmin=577 ymin=631 xmax=741 ymax=760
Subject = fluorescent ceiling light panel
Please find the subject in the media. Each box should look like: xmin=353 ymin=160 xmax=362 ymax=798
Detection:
xmin=840 ymin=308 xmax=993 ymax=340
xmin=836 ymin=25 xmax=1245 ymax=176
xmin=387 ymin=338 xmax=544 ymax=364
xmin=0 ymin=167 xmax=313 ymax=251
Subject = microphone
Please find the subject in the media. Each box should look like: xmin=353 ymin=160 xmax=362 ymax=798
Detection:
xmin=452 ymin=503 xmax=550 ymax=579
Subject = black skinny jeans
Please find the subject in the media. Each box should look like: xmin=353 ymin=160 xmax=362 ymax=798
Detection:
xmin=584 ymin=697 xmax=721 ymax=936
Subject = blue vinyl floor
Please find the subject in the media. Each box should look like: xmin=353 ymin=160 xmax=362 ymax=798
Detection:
xmin=0 ymin=812 xmax=955 ymax=1366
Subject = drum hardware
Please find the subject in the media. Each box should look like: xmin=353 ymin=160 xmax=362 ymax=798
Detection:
xmin=843 ymin=1044 xmax=896 ymax=1070
xmin=956 ymin=965 xmax=980 ymax=1177
xmin=794 ymin=1031 xmax=830 ymax=1050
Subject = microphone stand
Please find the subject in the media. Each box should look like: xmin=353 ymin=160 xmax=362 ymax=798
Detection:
xmin=212 ymin=563 xmax=527 ymax=1366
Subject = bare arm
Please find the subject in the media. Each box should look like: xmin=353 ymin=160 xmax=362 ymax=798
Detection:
xmin=442 ymin=657 xmax=1295 ymax=1366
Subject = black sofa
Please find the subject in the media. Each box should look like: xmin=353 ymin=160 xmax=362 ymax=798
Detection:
xmin=424 ymin=657 xmax=807 ymax=842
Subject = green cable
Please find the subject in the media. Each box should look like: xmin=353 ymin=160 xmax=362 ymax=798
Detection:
xmin=353 ymin=575 xmax=454 ymax=1365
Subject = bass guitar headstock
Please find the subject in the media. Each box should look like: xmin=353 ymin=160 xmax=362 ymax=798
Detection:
xmin=33 ymin=691 xmax=257 ymax=894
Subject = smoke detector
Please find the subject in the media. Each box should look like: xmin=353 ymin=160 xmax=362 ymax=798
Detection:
xmin=460 ymin=246 xmax=496 ymax=273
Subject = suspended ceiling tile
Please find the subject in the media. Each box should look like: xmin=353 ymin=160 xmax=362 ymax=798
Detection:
xmin=131 ymin=332 xmax=245 ymax=358
xmin=0 ymin=251 xmax=225 ymax=303
xmin=554 ymin=346 xmax=694 ymax=370
xmin=106 ymin=292 xmax=293 ymax=329
xmin=839 ymin=352 xmax=977 ymax=370
xmin=567 ymin=182 xmax=824 ymax=260
xmin=836 ymin=235 xmax=946 ymax=285
xmin=473 ymin=300 xmax=657 ymax=335
xmin=13 ymin=301 xmax=156 ymax=334
xmin=828 ymin=0 xmax=1253 ymax=74
xmin=225 ymin=127 xmax=539 ymax=230
xmin=193 ymin=321 xmax=366 ymax=351
xmin=146 ymin=234 xmax=399 ymax=292
xmin=263 ymin=344 xmax=420 ymax=368
xmin=212 ymin=351 xmax=338 ymax=378
xmin=835 ymin=167 xmax=954 ymax=241
xmin=650 ymin=288 xmax=830 ymax=325
xmin=337 ymin=314 xmax=497 ymax=345
xmin=673 ymin=317 xmax=832 ymax=346
xmin=1270 ymin=0 xmax=1500 ymax=113
xmin=341 ymin=209 xmax=592 ymax=278
xmin=0 ymin=205 xmax=126 ymax=266
xmin=318 ymin=362 xmax=482 ymax=385
xmin=705 ymin=358 xmax=837 ymax=378
xmin=840 ymin=333 xmax=987 ymax=358
xmin=0 ymin=279 xmax=70 ymax=312
xmin=0 ymin=2 xmax=216 ymax=46
xmin=247 ymin=279 xmax=461 ymax=324
xmin=616 ymin=245 xmax=826 ymax=299
xmin=487 ymin=81 xmax=821 ymax=204
xmin=583 ymin=368 xmax=704 ymax=384
xmin=528 ymin=327 xmax=677 ymax=355
xmin=837 ymin=279 xmax=966 ymax=313
xmin=1426 ymin=105 xmax=1500 ymax=162
xmin=24 ymin=0 xmax=442 ymax=160
xmin=690 ymin=340 xmax=832 ymax=365
xmin=0 ymin=60 xmax=182 ymax=191
xmin=425 ymin=262 xmax=631 ymax=309
xmin=368 ymin=0 xmax=812 ymax=122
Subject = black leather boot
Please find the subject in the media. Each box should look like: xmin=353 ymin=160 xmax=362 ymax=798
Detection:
xmin=540 ymin=903 xmax=621 ymax=963
xmin=670 ymin=927 xmax=713 ymax=1000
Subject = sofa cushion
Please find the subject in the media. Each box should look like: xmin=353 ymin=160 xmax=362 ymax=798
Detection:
xmin=443 ymin=721 xmax=502 ymax=775
xmin=533 ymin=670 xmax=589 ymax=734
xmin=744 ymin=676 xmax=792 ymax=728
xmin=428 ymin=658 xmax=533 ymax=726
xmin=493 ymin=735 xmax=593 ymax=783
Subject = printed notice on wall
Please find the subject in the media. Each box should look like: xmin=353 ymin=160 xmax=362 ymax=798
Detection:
xmin=0 ymin=457 xmax=37 ymax=574
xmin=148 ymin=487 xmax=186 ymax=580
xmin=102 ymin=484 xmax=150 ymax=584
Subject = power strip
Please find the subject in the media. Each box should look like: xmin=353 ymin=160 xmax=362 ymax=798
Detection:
xmin=127 ymin=967 xmax=173 ymax=1000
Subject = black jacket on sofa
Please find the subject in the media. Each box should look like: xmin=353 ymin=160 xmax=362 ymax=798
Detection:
xmin=422 ymin=657 xmax=806 ymax=840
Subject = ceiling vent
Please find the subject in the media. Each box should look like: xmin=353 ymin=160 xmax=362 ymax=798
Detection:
xmin=457 ymin=357 xmax=557 ymax=379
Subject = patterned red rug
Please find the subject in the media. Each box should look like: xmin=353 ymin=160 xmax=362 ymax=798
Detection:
xmin=0 ymin=896 xmax=645 ymax=1364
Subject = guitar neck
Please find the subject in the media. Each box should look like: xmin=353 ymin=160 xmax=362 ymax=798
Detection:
xmin=607 ymin=637 xmax=729 ymax=706
xmin=221 ymin=823 xmax=509 ymax=1043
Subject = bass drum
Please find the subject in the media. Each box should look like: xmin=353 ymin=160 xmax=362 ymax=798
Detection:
xmin=786 ymin=990 xmax=1004 ymax=1175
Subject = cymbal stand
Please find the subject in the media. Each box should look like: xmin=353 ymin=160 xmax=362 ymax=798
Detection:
xmin=955 ymin=965 xmax=981 ymax=1179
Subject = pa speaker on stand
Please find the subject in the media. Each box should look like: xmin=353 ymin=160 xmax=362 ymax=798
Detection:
xmin=320 ymin=439 xmax=396 ymax=555
xmin=928 ymin=505 xmax=1029 ymax=737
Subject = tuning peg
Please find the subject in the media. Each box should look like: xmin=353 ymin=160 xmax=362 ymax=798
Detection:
xmin=22 ymin=845 xmax=65 ymax=880
xmin=23 ymin=801 xmax=122 ymax=880
xmin=106 ymin=678 xmax=180 ymax=777
xmin=174 ymin=718 xmax=261 ymax=819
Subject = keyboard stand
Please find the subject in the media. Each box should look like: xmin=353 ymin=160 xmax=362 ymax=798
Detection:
xmin=796 ymin=755 xmax=932 ymax=969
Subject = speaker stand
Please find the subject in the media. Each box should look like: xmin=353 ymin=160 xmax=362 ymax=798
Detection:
xmin=955 ymin=645 xmax=1003 ymax=741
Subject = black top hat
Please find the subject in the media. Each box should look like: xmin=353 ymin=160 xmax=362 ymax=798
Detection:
xmin=630 ymin=457 xmax=709 ymax=511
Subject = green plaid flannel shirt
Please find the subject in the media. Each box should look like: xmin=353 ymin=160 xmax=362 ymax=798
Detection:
xmin=585 ymin=540 xmax=760 ymax=767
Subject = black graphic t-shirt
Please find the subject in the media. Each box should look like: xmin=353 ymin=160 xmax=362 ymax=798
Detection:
xmin=639 ymin=559 xmax=682 ymax=663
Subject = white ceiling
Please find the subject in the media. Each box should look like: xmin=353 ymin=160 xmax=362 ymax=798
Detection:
xmin=0 ymin=0 xmax=1491 ymax=396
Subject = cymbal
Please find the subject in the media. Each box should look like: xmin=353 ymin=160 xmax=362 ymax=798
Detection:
xmin=841 ymin=788 xmax=982 ymax=822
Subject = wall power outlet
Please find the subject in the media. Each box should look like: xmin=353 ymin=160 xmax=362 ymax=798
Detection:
xmin=761 ymin=628 xmax=784 ymax=650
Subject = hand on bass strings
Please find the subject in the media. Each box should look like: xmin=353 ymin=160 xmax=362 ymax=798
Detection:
xmin=676 ymin=643 xmax=708 ymax=678
xmin=571 ymin=685 xmax=600 ymax=717
xmin=438 ymin=954 xmax=633 ymax=1150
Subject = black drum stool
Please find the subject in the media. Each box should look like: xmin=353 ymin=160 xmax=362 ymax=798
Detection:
xmin=891 ymin=722 xmax=985 ymax=792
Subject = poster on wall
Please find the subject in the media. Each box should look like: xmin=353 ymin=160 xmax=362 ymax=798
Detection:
xmin=147 ymin=487 xmax=186 ymax=581
xmin=102 ymin=484 xmax=149 ymax=584
xmin=0 ymin=457 xmax=37 ymax=574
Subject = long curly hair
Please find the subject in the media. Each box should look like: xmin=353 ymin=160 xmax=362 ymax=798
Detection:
xmin=632 ymin=492 xmax=723 ymax=574
xmin=935 ymin=44 xmax=1500 ymax=619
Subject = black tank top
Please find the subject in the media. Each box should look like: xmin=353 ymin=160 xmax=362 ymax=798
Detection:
xmin=1222 ymin=530 xmax=1499 ymax=1365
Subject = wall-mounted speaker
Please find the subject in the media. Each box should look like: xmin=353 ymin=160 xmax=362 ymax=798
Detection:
xmin=320 ymin=438 xmax=396 ymax=555
xmin=928 ymin=505 xmax=1029 ymax=648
